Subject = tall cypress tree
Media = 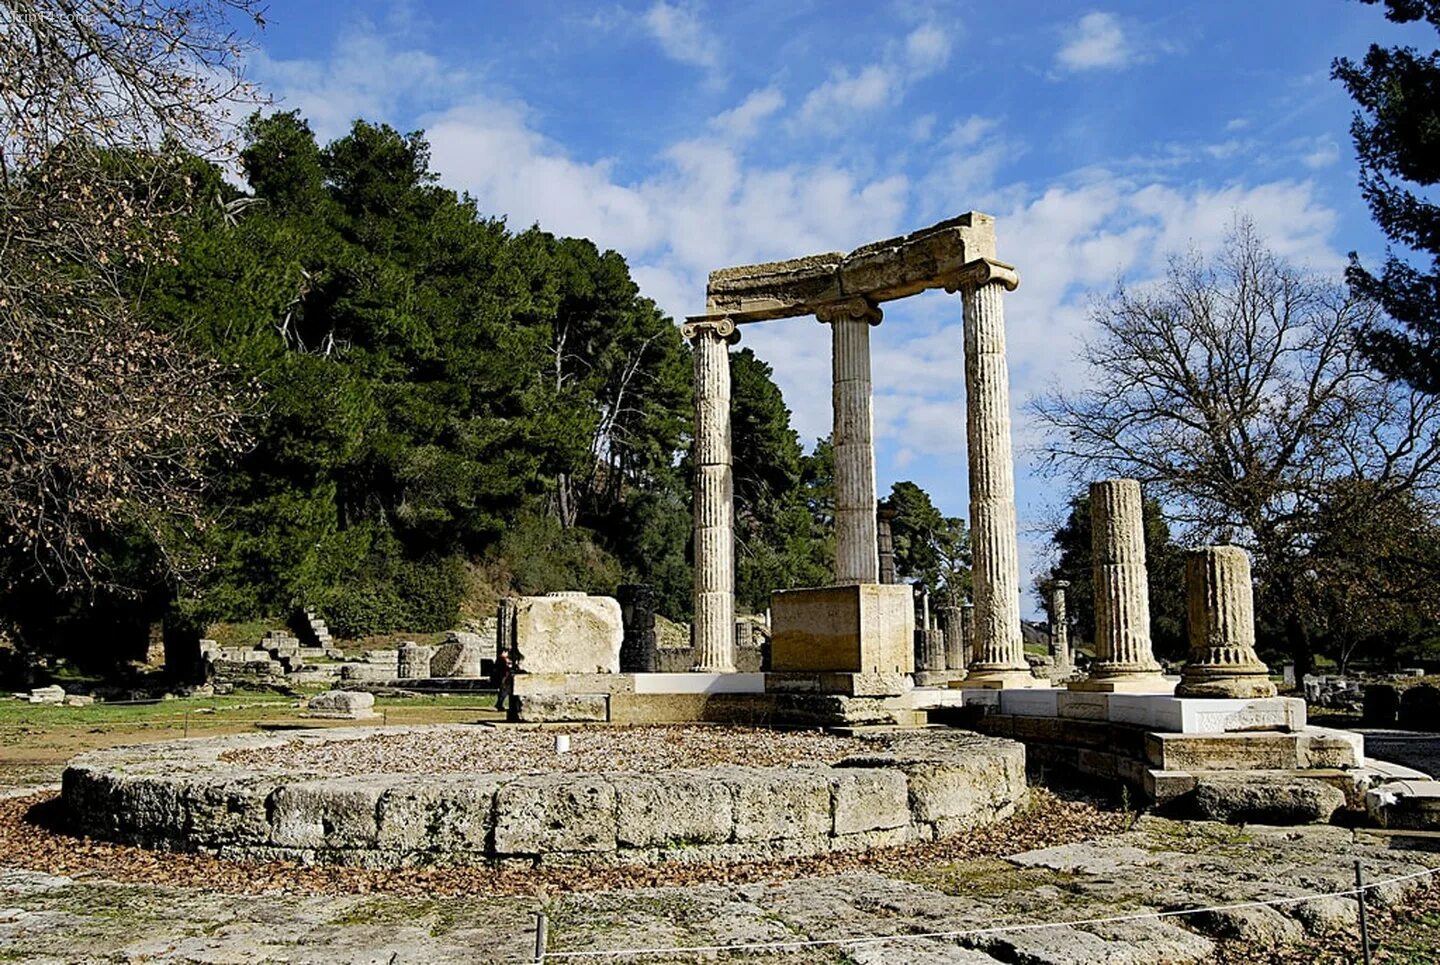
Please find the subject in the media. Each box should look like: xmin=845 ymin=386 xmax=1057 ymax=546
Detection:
xmin=1333 ymin=0 xmax=1440 ymax=388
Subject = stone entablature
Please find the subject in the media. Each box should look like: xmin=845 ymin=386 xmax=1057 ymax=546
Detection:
xmin=62 ymin=726 xmax=1026 ymax=869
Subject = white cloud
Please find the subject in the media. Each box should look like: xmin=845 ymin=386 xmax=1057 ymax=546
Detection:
xmin=709 ymin=88 xmax=784 ymax=142
xmin=1301 ymin=138 xmax=1342 ymax=169
xmin=1055 ymin=12 xmax=1135 ymax=72
xmin=795 ymin=24 xmax=952 ymax=134
xmin=642 ymin=1 xmax=721 ymax=73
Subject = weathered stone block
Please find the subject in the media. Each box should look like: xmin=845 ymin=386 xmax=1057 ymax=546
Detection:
xmin=765 ymin=671 xmax=911 ymax=697
xmin=492 ymin=774 xmax=616 ymax=855
xmin=1193 ymin=776 xmax=1345 ymax=825
xmin=513 ymin=693 xmax=608 ymax=723
xmin=304 ymin=691 xmax=378 ymax=719
xmin=269 ymin=778 xmax=384 ymax=849
xmin=375 ymin=777 xmax=500 ymax=851
xmin=612 ymin=771 xmax=734 ymax=848
xmin=770 ymin=584 xmax=913 ymax=674
xmin=831 ymin=768 xmax=909 ymax=835
xmin=513 ymin=595 xmax=623 ymax=674
xmin=723 ymin=767 xmax=832 ymax=841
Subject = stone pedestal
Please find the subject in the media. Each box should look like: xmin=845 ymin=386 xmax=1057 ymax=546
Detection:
xmin=683 ymin=318 xmax=740 ymax=672
xmin=770 ymin=584 xmax=914 ymax=679
xmin=949 ymin=261 xmax=1040 ymax=688
xmin=817 ymin=298 xmax=882 ymax=585
xmin=513 ymin=594 xmax=623 ymax=674
xmin=1177 ymin=546 xmax=1277 ymax=699
xmin=1071 ymin=479 xmax=1169 ymax=693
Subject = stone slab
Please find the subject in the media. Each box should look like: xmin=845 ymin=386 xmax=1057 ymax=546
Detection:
xmin=1068 ymin=675 xmax=1178 ymax=694
xmin=1106 ymin=695 xmax=1306 ymax=734
xmin=512 ymin=693 xmax=609 ymax=723
xmin=606 ymin=693 xmax=774 ymax=725
xmin=1145 ymin=729 xmax=1363 ymax=772
xmin=770 ymin=584 xmax=914 ymax=675
xmin=999 ymin=689 xmax=1061 ymax=717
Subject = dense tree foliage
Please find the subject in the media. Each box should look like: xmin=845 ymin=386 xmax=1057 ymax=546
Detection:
xmin=1334 ymin=0 xmax=1440 ymax=390
xmin=886 ymin=482 xmax=971 ymax=606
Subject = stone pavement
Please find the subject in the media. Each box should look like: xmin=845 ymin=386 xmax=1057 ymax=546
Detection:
xmin=2 ymin=811 xmax=1437 ymax=963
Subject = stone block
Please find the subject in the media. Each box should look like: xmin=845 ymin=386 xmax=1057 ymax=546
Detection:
xmin=304 ymin=691 xmax=378 ymax=719
xmin=612 ymin=772 xmax=734 ymax=848
xmin=606 ymin=693 xmax=773 ymax=725
xmin=631 ymin=672 xmax=766 ymax=694
xmin=770 ymin=584 xmax=914 ymax=674
xmin=723 ymin=767 xmax=832 ymax=842
xmin=831 ymin=768 xmax=909 ymax=835
xmin=513 ymin=595 xmax=623 ymax=674
xmin=1193 ymin=776 xmax=1346 ymax=825
xmin=492 ymin=774 xmax=617 ymax=855
xmin=1106 ymin=695 xmax=1305 ymax=733
xmin=375 ymin=777 xmax=500 ymax=852
xmin=27 ymin=685 xmax=65 ymax=705
xmin=1296 ymin=727 xmax=1365 ymax=769
xmin=1056 ymin=692 xmax=1111 ymax=720
xmin=764 ymin=671 xmax=911 ymax=697
xmin=998 ymin=689 xmax=1061 ymax=716
xmin=429 ymin=633 xmax=486 ymax=678
xmin=513 ymin=693 xmax=608 ymax=723
xmin=269 ymin=778 xmax=384 ymax=849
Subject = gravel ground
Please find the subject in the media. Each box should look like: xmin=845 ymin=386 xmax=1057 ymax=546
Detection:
xmin=220 ymin=725 xmax=876 ymax=776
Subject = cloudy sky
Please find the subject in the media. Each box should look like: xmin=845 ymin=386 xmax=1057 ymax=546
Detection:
xmin=242 ymin=1 xmax=1419 ymax=608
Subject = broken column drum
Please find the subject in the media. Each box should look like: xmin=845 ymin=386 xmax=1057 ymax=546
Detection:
xmin=684 ymin=317 xmax=740 ymax=673
xmin=949 ymin=260 xmax=1035 ymax=685
xmin=1048 ymin=580 xmax=1071 ymax=670
xmin=1177 ymin=545 xmax=1277 ymax=699
xmin=817 ymin=298 xmax=883 ymax=585
xmin=1079 ymin=479 xmax=1166 ymax=689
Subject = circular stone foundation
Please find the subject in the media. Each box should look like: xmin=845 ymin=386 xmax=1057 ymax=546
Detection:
xmin=62 ymin=725 xmax=1026 ymax=868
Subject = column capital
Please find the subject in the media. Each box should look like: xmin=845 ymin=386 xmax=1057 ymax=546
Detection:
xmin=813 ymin=296 xmax=882 ymax=326
xmin=682 ymin=316 xmax=741 ymax=344
xmin=942 ymin=257 xmax=1020 ymax=294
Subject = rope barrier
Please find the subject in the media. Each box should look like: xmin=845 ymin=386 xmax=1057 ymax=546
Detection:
xmin=536 ymin=863 xmax=1440 ymax=961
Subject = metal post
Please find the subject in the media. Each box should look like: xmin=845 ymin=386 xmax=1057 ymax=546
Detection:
xmin=534 ymin=911 xmax=549 ymax=963
xmin=1355 ymin=859 xmax=1372 ymax=965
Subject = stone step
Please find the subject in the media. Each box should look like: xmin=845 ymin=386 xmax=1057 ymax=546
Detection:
xmin=1145 ymin=727 xmax=1363 ymax=772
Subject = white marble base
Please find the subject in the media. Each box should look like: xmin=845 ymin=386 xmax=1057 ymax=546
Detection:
xmin=631 ymin=672 xmax=766 ymax=694
xmin=950 ymin=689 xmax=1309 ymax=734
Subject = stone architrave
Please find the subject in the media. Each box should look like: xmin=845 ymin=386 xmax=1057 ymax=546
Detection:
xmin=947 ymin=260 xmax=1044 ymax=689
xmin=1177 ymin=546 xmax=1278 ymax=699
xmin=876 ymin=502 xmax=899 ymax=585
xmin=682 ymin=317 xmax=741 ymax=672
xmin=1048 ymin=580 xmax=1071 ymax=672
xmin=1071 ymin=479 xmax=1169 ymax=692
xmin=939 ymin=605 xmax=967 ymax=676
xmin=815 ymin=297 xmax=882 ymax=585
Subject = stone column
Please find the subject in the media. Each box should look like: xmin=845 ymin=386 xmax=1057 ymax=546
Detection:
xmin=1048 ymin=580 xmax=1071 ymax=671
xmin=617 ymin=583 xmax=657 ymax=673
xmin=816 ymin=298 xmax=882 ymax=585
xmin=496 ymin=597 xmax=517 ymax=659
xmin=683 ymin=317 xmax=741 ymax=672
xmin=949 ymin=260 xmax=1038 ymax=686
xmin=876 ymin=502 xmax=898 ymax=584
xmin=960 ymin=601 xmax=975 ymax=666
xmin=1074 ymin=479 xmax=1167 ymax=691
xmin=1177 ymin=546 xmax=1277 ymax=698
xmin=940 ymin=605 xmax=967 ymax=676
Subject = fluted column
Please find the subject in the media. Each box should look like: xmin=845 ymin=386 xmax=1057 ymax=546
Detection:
xmin=1177 ymin=546 xmax=1277 ymax=698
xmin=1077 ymin=479 xmax=1167 ymax=691
xmin=816 ymin=297 xmax=883 ymax=585
xmin=683 ymin=317 xmax=740 ymax=672
xmin=949 ymin=260 xmax=1037 ymax=686
xmin=1048 ymin=580 xmax=1071 ymax=671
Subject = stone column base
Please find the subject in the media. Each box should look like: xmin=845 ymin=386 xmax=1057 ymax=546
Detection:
xmin=1176 ymin=672 xmax=1277 ymax=699
xmin=1069 ymin=674 xmax=1176 ymax=694
xmin=770 ymin=584 xmax=914 ymax=674
xmin=952 ymin=670 xmax=1051 ymax=690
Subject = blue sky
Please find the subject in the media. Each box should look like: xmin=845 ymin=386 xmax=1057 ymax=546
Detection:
xmin=241 ymin=1 xmax=1423 ymax=611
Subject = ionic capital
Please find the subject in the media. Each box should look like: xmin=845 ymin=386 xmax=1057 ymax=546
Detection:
xmin=681 ymin=316 xmax=741 ymax=344
xmin=941 ymin=258 xmax=1020 ymax=295
xmin=813 ymin=296 xmax=882 ymax=326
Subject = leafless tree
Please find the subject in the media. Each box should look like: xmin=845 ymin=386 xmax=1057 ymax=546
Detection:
xmin=0 ymin=0 xmax=263 ymax=592
xmin=1032 ymin=218 xmax=1440 ymax=672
